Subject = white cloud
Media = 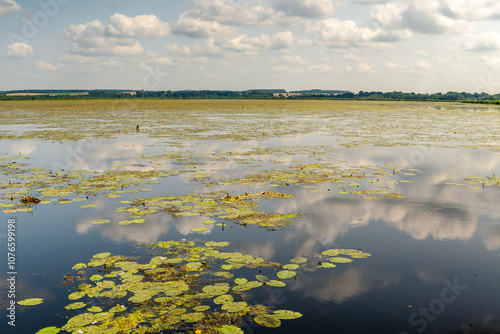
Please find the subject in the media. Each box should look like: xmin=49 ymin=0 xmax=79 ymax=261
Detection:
xmin=445 ymin=0 xmax=500 ymax=21
xmin=191 ymin=37 xmax=222 ymax=56
xmin=0 ymin=0 xmax=21 ymax=17
xmin=308 ymin=64 xmax=332 ymax=72
xmin=465 ymin=32 xmax=500 ymax=52
xmin=165 ymin=44 xmax=192 ymax=57
xmin=222 ymin=34 xmax=272 ymax=53
xmin=272 ymin=31 xmax=294 ymax=49
xmin=417 ymin=60 xmax=431 ymax=69
xmin=273 ymin=0 xmax=334 ymax=18
xmin=370 ymin=1 xmax=470 ymax=35
xmin=5 ymin=42 xmax=33 ymax=58
xmin=282 ymin=55 xmax=307 ymax=64
xmin=358 ymin=62 xmax=374 ymax=72
xmin=36 ymin=61 xmax=60 ymax=71
xmin=107 ymin=14 xmax=170 ymax=38
xmin=173 ymin=15 xmax=234 ymax=38
xmin=481 ymin=56 xmax=500 ymax=69
xmin=307 ymin=18 xmax=381 ymax=47
xmin=385 ymin=61 xmax=399 ymax=69
xmin=64 ymin=18 xmax=145 ymax=57
xmin=181 ymin=0 xmax=336 ymax=27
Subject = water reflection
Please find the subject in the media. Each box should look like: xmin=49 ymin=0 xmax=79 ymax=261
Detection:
xmin=3 ymin=126 xmax=500 ymax=333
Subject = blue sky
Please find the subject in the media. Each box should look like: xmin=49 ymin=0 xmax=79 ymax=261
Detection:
xmin=1 ymin=0 xmax=500 ymax=93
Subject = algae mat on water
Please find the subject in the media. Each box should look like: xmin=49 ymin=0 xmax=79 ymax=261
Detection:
xmin=37 ymin=240 xmax=370 ymax=334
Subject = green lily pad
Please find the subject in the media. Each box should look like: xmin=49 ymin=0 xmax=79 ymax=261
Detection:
xmin=87 ymin=306 xmax=103 ymax=313
xmin=349 ymin=252 xmax=372 ymax=258
xmin=68 ymin=291 xmax=86 ymax=300
xmin=221 ymin=301 xmax=248 ymax=313
xmin=254 ymin=314 xmax=281 ymax=328
xmin=65 ymin=302 xmax=87 ymax=310
xmin=214 ymin=294 xmax=234 ymax=304
xmin=234 ymin=278 xmax=248 ymax=285
xmin=319 ymin=262 xmax=336 ymax=268
xmin=329 ymin=257 xmax=353 ymax=263
xmin=193 ymin=305 xmax=211 ymax=312
xmin=273 ymin=310 xmax=303 ymax=320
xmin=217 ymin=325 xmax=244 ymax=334
xmin=180 ymin=312 xmax=205 ymax=322
xmin=35 ymin=327 xmax=61 ymax=334
xmin=255 ymin=275 xmax=268 ymax=282
xmin=89 ymin=274 xmax=103 ymax=281
xmin=203 ymin=284 xmax=230 ymax=295
xmin=90 ymin=219 xmax=110 ymax=225
xmin=283 ymin=264 xmax=299 ymax=270
xmin=266 ymin=280 xmax=286 ymax=287
xmin=72 ymin=263 xmax=87 ymax=270
xmin=322 ymin=249 xmax=340 ymax=256
xmin=290 ymin=257 xmax=307 ymax=264
xmin=276 ymin=270 xmax=296 ymax=279
xmin=192 ymin=227 xmax=209 ymax=232
xmin=18 ymin=298 xmax=44 ymax=306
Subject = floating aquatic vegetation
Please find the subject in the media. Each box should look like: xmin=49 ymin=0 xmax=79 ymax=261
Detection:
xmin=124 ymin=190 xmax=301 ymax=230
xmin=38 ymin=240 xmax=370 ymax=334
xmin=18 ymin=298 xmax=44 ymax=306
xmin=35 ymin=327 xmax=60 ymax=334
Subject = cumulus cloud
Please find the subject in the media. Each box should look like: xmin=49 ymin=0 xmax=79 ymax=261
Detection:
xmin=36 ymin=61 xmax=61 ymax=71
xmin=173 ymin=15 xmax=235 ymax=38
xmin=307 ymin=18 xmax=382 ymax=47
xmin=370 ymin=0 xmax=471 ymax=35
xmin=165 ymin=44 xmax=192 ymax=57
xmin=0 ymin=0 xmax=21 ymax=17
xmin=282 ymin=55 xmax=307 ymax=64
xmin=222 ymin=33 xmax=272 ymax=53
xmin=180 ymin=0 xmax=336 ymax=27
xmin=273 ymin=0 xmax=335 ymax=18
xmin=417 ymin=60 xmax=431 ymax=69
xmin=5 ymin=42 xmax=33 ymax=58
xmin=465 ymin=32 xmax=500 ymax=52
xmin=107 ymin=14 xmax=170 ymax=38
xmin=64 ymin=16 xmax=151 ymax=57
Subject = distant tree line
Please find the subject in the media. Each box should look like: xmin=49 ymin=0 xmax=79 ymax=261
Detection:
xmin=1 ymin=89 xmax=499 ymax=102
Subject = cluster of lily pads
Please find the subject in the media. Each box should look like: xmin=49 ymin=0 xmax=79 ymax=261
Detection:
xmin=25 ymin=240 xmax=370 ymax=334
xmin=1 ymin=100 xmax=500 ymax=152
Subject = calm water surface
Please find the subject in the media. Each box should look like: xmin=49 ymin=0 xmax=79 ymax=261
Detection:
xmin=1 ymin=101 xmax=500 ymax=334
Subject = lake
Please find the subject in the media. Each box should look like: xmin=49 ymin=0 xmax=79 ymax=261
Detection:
xmin=1 ymin=99 xmax=500 ymax=334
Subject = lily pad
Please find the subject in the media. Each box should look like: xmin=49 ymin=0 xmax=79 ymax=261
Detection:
xmin=87 ymin=306 xmax=103 ymax=313
xmin=35 ymin=327 xmax=61 ymax=334
xmin=90 ymin=219 xmax=110 ymax=225
xmin=221 ymin=301 xmax=248 ymax=313
xmin=276 ymin=270 xmax=296 ymax=279
xmin=254 ymin=314 xmax=281 ymax=328
xmin=72 ymin=263 xmax=87 ymax=270
xmin=266 ymin=280 xmax=286 ymax=287
xmin=65 ymin=302 xmax=87 ymax=310
xmin=329 ymin=257 xmax=353 ymax=263
xmin=273 ymin=310 xmax=303 ymax=320
xmin=214 ymin=294 xmax=234 ymax=305
xmin=234 ymin=278 xmax=248 ymax=285
xmin=283 ymin=264 xmax=299 ymax=270
xmin=18 ymin=298 xmax=44 ymax=306
xmin=217 ymin=325 xmax=244 ymax=334
xmin=192 ymin=227 xmax=209 ymax=232
xmin=180 ymin=312 xmax=205 ymax=322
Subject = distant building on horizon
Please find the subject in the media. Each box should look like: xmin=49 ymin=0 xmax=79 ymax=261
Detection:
xmin=273 ymin=92 xmax=302 ymax=98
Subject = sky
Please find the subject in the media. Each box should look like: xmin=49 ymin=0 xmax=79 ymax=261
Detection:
xmin=1 ymin=0 xmax=500 ymax=93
